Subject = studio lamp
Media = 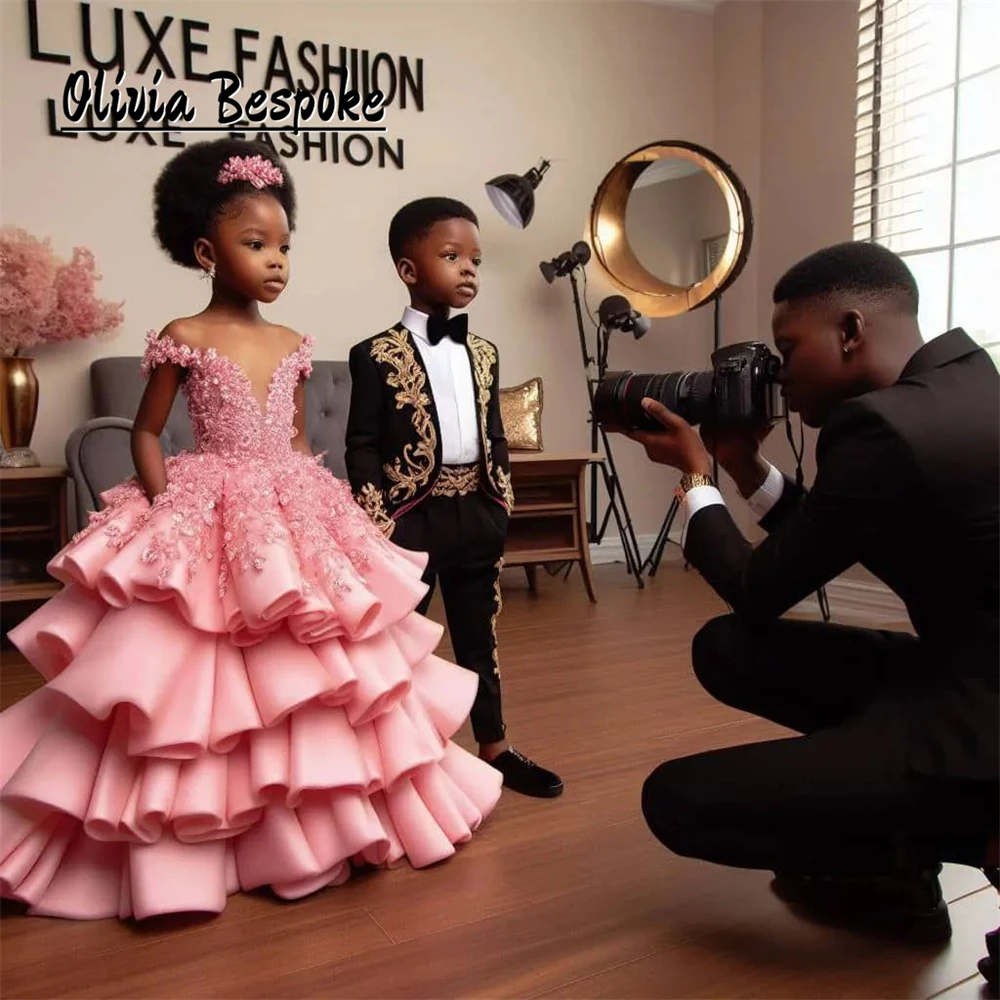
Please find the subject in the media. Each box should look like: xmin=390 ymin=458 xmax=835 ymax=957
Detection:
xmin=485 ymin=158 xmax=551 ymax=229
xmin=598 ymin=294 xmax=651 ymax=339
xmin=539 ymin=241 xmax=591 ymax=283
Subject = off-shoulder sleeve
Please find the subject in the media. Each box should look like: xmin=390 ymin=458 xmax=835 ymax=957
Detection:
xmin=297 ymin=334 xmax=314 ymax=379
xmin=140 ymin=330 xmax=197 ymax=379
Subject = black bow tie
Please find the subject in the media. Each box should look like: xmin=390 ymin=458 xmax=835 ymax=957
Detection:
xmin=426 ymin=312 xmax=468 ymax=346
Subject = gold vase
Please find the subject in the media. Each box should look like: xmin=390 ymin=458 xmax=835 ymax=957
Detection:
xmin=0 ymin=356 xmax=41 ymax=468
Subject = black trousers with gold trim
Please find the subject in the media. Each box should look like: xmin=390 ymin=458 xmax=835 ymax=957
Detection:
xmin=391 ymin=468 xmax=509 ymax=745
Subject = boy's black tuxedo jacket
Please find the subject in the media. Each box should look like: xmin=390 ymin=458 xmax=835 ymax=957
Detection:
xmin=345 ymin=324 xmax=513 ymax=536
xmin=684 ymin=328 xmax=999 ymax=784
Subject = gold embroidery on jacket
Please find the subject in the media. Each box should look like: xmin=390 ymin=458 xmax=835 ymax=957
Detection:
xmin=496 ymin=467 xmax=515 ymax=511
xmin=371 ymin=327 xmax=437 ymax=504
xmin=357 ymin=482 xmax=395 ymax=537
xmin=490 ymin=557 xmax=504 ymax=678
xmin=468 ymin=335 xmax=496 ymax=458
xmin=468 ymin=333 xmax=510 ymax=503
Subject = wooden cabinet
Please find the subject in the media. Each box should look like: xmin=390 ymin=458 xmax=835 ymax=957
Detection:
xmin=1 ymin=467 xmax=69 ymax=618
xmin=504 ymin=453 xmax=597 ymax=602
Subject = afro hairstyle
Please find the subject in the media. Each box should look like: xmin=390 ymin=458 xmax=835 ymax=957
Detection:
xmin=773 ymin=241 xmax=919 ymax=314
xmin=388 ymin=197 xmax=479 ymax=263
xmin=152 ymin=138 xmax=297 ymax=269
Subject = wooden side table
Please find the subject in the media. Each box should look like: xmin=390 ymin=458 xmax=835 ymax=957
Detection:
xmin=1 ymin=467 xmax=69 ymax=606
xmin=504 ymin=452 xmax=598 ymax=602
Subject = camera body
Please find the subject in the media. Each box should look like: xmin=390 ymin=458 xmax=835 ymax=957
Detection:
xmin=593 ymin=341 xmax=785 ymax=432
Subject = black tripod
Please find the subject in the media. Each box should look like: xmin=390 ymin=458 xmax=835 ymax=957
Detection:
xmin=566 ymin=268 xmax=645 ymax=587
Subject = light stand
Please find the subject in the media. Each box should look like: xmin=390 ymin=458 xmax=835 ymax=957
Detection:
xmin=584 ymin=292 xmax=646 ymax=586
xmin=540 ymin=245 xmax=645 ymax=587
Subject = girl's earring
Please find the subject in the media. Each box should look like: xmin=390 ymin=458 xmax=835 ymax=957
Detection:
xmin=201 ymin=263 xmax=216 ymax=281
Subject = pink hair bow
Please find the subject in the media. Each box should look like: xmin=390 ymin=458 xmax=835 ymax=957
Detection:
xmin=217 ymin=154 xmax=285 ymax=190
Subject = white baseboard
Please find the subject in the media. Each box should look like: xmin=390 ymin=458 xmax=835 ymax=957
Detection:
xmin=589 ymin=532 xmax=668 ymax=566
xmin=589 ymin=532 xmax=908 ymax=626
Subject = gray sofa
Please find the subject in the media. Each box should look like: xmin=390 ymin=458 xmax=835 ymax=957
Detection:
xmin=66 ymin=355 xmax=352 ymax=531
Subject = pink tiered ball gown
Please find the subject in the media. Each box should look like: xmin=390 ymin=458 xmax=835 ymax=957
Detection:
xmin=0 ymin=332 xmax=503 ymax=921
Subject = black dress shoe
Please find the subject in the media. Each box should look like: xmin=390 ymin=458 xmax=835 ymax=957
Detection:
xmin=979 ymin=869 xmax=1000 ymax=997
xmin=488 ymin=748 xmax=564 ymax=798
xmin=771 ymin=866 xmax=952 ymax=945
xmin=979 ymin=928 xmax=999 ymax=999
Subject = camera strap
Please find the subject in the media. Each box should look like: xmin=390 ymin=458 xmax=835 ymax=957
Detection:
xmin=784 ymin=412 xmax=831 ymax=620
xmin=784 ymin=412 xmax=806 ymax=489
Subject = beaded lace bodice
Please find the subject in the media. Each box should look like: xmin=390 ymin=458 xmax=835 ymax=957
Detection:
xmin=76 ymin=328 xmax=387 ymax=601
xmin=141 ymin=331 xmax=314 ymax=459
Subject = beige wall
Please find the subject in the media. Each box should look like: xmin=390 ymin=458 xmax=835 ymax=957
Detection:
xmin=1 ymin=0 xmax=719 ymax=535
xmin=0 ymin=0 xmax=863 ymax=545
xmin=710 ymin=0 xmax=859 ymax=540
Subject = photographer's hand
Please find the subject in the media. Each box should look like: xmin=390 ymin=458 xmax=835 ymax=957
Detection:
xmin=624 ymin=399 xmax=713 ymax=476
xmin=700 ymin=419 xmax=774 ymax=498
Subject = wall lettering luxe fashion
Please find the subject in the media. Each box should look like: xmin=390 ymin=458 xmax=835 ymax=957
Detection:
xmin=24 ymin=0 xmax=423 ymax=169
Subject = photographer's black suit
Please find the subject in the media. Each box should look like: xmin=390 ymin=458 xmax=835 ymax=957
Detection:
xmin=643 ymin=329 xmax=999 ymax=875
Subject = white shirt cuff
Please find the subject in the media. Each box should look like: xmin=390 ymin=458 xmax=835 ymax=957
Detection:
xmin=684 ymin=484 xmax=726 ymax=516
xmin=747 ymin=462 xmax=784 ymax=519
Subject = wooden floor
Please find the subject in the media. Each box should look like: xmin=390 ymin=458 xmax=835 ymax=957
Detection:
xmin=0 ymin=556 xmax=995 ymax=999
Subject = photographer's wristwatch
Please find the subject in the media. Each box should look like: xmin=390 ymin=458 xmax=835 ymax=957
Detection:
xmin=675 ymin=472 xmax=715 ymax=503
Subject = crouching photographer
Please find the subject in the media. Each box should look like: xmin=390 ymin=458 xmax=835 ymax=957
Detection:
xmin=601 ymin=242 xmax=999 ymax=967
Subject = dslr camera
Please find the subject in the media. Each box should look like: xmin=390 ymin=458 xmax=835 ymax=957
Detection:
xmin=593 ymin=341 xmax=785 ymax=432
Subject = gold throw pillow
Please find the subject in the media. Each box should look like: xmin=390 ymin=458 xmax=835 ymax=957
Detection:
xmin=499 ymin=377 xmax=544 ymax=451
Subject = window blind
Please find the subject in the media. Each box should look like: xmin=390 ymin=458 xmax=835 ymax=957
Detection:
xmin=853 ymin=0 xmax=1000 ymax=364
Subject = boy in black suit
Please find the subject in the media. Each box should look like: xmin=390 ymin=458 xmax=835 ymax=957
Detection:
xmin=345 ymin=197 xmax=563 ymax=799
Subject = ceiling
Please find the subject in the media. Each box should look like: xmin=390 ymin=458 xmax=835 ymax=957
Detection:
xmin=638 ymin=0 xmax=722 ymax=12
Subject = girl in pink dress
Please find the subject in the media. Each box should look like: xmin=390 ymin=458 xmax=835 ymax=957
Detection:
xmin=0 ymin=139 xmax=503 ymax=921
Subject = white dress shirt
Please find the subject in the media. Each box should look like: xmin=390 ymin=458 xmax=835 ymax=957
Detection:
xmin=401 ymin=306 xmax=481 ymax=465
xmin=684 ymin=460 xmax=785 ymax=520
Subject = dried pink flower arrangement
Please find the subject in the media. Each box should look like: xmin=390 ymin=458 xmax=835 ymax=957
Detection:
xmin=0 ymin=226 xmax=124 ymax=357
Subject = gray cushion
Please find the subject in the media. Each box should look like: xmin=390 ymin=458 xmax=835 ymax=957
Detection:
xmin=65 ymin=417 xmax=135 ymax=528
xmin=69 ymin=356 xmax=351 ymax=529
xmin=300 ymin=358 xmax=352 ymax=480
xmin=91 ymin=358 xmax=194 ymax=455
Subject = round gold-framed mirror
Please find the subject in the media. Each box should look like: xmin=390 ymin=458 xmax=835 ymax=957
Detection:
xmin=588 ymin=140 xmax=753 ymax=318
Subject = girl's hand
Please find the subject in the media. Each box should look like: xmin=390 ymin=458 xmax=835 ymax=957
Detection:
xmin=148 ymin=486 xmax=172 ymax=507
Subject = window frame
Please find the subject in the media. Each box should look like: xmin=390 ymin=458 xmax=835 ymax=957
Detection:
xmin=853 ymin=0 xmax=1000 ymax=363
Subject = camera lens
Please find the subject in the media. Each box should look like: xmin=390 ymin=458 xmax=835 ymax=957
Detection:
xmin=621 ymin=374 xmax=660 ymax=430
xmin=593 ymin=369 xmax=715 ymax=430
xmin=648 ymin=371 xmax=714 ymax=427
xmin=592 ymin=371 xmax=629 ymax=428
xmin=677 ymin=371 xmax=715 ymax=425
